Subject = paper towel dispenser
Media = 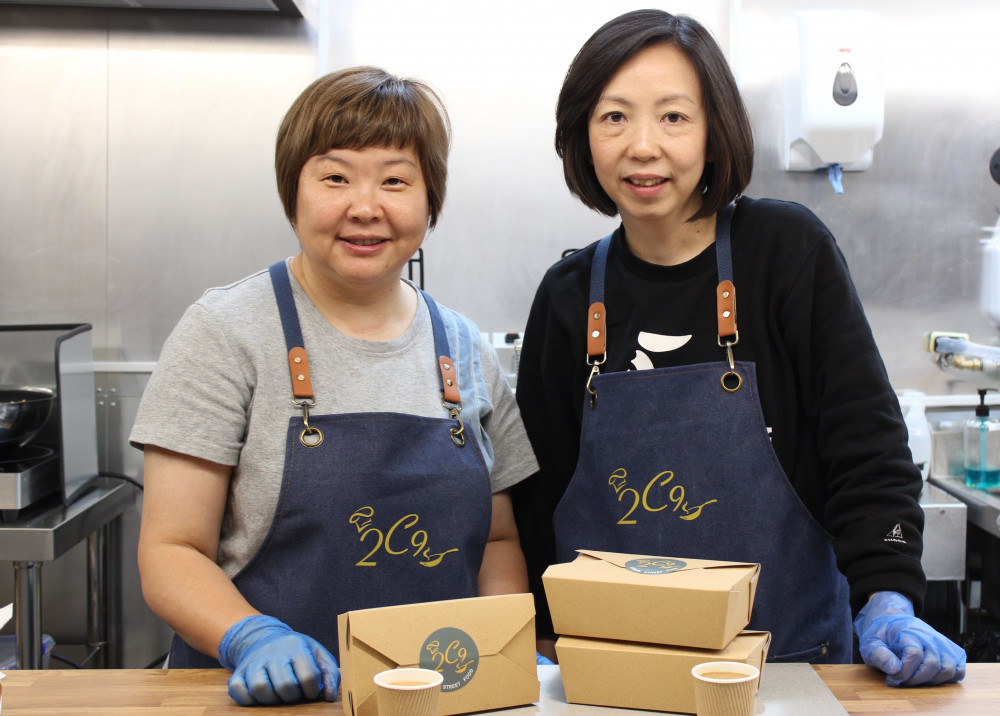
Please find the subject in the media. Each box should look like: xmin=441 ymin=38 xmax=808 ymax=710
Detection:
xmin=783 ymin=9 xmax=884 ymax=172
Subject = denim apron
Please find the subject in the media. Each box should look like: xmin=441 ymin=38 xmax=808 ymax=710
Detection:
xmin=168 ymin=262 xmax=492 ymax=667
xmin=552 ymin=205 xmax=852 ymax=663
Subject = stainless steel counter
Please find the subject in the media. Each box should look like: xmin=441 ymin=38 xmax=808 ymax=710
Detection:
xmin=928 ymin=475 xmax=1000 ymax=539
xmin=498 ymin=664 xmax=847 ymax=715
xmin=919 ymin=482 xmax=968 ymax=581
xmin=0 ymin=478 xmax=135 ymax=669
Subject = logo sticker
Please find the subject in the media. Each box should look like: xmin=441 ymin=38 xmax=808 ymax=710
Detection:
xmin=420 ymin=627 xmax=479 ymax=692
xmin=625 ymin=557 xmax=687 ymax=574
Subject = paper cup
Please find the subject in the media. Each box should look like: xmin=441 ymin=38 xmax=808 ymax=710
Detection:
xmin=691 ymin=661 xmax=760 ymax=716
xmin=373 ymin=667 xmax=443 ymax=716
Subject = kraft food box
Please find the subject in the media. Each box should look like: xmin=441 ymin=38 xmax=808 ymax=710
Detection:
xmin=543 ymin=550 xmax=760 ymax=649
xmin=556 ymin=630 xmax=771 ymax=714
xmin=338 ymin=593 xmax=538 ymax=716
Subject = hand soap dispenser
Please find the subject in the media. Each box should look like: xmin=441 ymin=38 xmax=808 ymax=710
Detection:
xmin=964 ymin=388 xmax=1000 ymax=490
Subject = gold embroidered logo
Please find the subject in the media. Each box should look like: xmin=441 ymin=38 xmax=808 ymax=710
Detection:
xmin=349 ymin=506 xmax=459 ymax=567
xmin=608 ymin=468 xmax=717 ymax=525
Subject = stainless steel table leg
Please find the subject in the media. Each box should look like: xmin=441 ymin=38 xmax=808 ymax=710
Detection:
xmin=87 ymin=527 xmax=107 ymax=668
xmin=955 ymin=579 xmax=967 ymax=635
xmin=106 ymin=517 xmax=123 ymax=668
xmin=13 ymin=561 xmax=42 ymax=670
xmin=86 ymin=518 xmax=122 ymax=668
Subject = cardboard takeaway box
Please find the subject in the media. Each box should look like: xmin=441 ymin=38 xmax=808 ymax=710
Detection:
xmin=338 ymin=593 xmax=538 ymax=716
xmin=543 ymin=550 xmax=760 ymax=650
xmin=556 ymin=630 xmax=771 ymax=714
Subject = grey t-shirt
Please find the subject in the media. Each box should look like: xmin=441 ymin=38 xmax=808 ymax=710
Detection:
xmin=130 ymin=260 xmax=538 ymax=576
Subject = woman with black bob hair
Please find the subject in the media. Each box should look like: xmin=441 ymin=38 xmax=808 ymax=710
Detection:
xmin=555 ymin=8 xmax=753 ymax=221
xmin=513 ymin=9 xmax=965 ymax=686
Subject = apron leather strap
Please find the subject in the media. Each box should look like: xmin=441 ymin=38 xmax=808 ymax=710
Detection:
xmin=421 ymin=290 xmax=461 ymax=407
xmin=420 ymin=289 xmax=467 ymax=447
xmin=587 ymin=202 xmax=740 ymax=387
xmin=715 ymin=203 xmax=737 ymax=344
xmin=587 ymin=236 xmax=613 ymax=362
xmin=267 ymin=263 xmax=464 ymax=443
xmin=269 ymin=261 xmax=315 ymax=400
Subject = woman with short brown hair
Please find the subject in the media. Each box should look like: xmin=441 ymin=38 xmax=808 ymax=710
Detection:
xmin=134 ymin=66 xmax=537 ymax=706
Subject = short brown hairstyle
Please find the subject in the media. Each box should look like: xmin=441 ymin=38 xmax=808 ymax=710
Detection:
xmin=276 ymin=67 xmax=451 ymax=228
xmin=555 ymin=9 xmax=754 ymax=222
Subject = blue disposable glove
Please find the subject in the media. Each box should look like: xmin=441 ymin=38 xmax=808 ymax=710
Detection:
xmin=218 ymin=614 xmax=340 ymax=706
xmin=853 ymin=591 xmax=966 ymax=687
xmin=536 ymin=651 xmax=555 ymax=666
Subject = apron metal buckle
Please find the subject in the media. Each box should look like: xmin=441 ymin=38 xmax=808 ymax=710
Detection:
xmin=585 ymin=352 xmax=605 ymax=409
xmin=719 ymin=339 xmax=743 ymax=393
xmin=445 ymin=403 xmax=466 ymax=447
xmin=294 ymin=398 xmax=324 ymax=447
xmin=585 ymin=363 xmax=601 ymax=408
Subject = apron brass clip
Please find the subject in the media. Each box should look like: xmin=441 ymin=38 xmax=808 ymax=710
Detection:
xmin=294 ymin=397 xmax=324 ymax=447
xmin=718 ymin=334 xmax=742 ymax=393
xmin=585 ymin=359 xmax=604 ymax=409
xmin=438 ymin=356 xmax=465 ymax=447
xmin=445 ymin=402 xmax=466 ymax=447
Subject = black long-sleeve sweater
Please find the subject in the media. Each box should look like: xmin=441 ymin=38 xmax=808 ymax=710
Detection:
xmin=512 ymin=196 xmax=926 ymax=639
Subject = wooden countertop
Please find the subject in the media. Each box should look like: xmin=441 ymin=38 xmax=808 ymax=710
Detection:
xmin=1 ymin=664 xmax=997 ymax=715
xmin=816 ymin=663 xmax=999 ymax=714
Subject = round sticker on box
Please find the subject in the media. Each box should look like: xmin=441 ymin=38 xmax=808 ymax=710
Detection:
xmin=420 ymin=627 xmax=479 ymax=692
xmin=625 ymin=557 xmax=686 ymax=574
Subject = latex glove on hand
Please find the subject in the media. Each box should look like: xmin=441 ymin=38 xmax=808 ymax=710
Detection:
xmin=218 ymin=614 xmax=340 ymax=706
xmin=853 ymin=591 xmax=966 ymax=687
xmin=536 ymin=652 xmax=555 ymax=666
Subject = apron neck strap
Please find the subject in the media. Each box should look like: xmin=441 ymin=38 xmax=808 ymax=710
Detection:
xmin=268 ymin=264 xmax=466 ymax=446
xmin=419 ymin=289 xmax=461 ymax=407
xmin=268 ymin=263 xmax=461 ymax=407
xmin=269 ymin=261 xmax=315 ymax=401
xmin=418 ymin=289 xmax=468 ymax=447
xmin=587 ymin=201 xmax=739 ymax=358
xmin=586 ymin=237 xmax=612 ymax=364
xmin=715 ymin=203 xmax=737 ymax=344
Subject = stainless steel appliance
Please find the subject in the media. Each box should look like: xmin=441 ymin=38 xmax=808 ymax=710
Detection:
xmin=0 ymin=324 xmax=100 ymax=518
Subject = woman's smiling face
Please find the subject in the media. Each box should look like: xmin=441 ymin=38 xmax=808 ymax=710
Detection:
xmin=293 ymin=145 xmax=429 ymax=292
xmin=588 ymin=42 xmax=710 ymax=234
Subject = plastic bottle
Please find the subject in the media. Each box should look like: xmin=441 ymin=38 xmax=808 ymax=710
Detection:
xmin=898 ymin=390 xmax=931 ymax=480
xmin=963 ymin=388 xmax=1000 ymax=490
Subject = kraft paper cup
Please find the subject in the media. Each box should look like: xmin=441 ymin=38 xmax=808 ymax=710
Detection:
xmin=691 ymin=661 xmax=760 ymax=716
xmin=373 ymin=667 xmax=443 ymax=716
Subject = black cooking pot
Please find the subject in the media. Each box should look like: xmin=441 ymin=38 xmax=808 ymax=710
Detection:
xmin=0 ymin=387 xmax=56 ymax=452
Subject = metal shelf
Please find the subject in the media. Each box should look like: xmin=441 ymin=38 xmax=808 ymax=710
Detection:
xmin=0 ymin=479 xmax=134 ymax=561
xmin=0 ymin=478 xmax=135 ymax=669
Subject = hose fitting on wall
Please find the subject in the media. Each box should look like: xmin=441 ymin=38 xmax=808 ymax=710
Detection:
xmin=926 ymin=331 xmax=1000 ymax=374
